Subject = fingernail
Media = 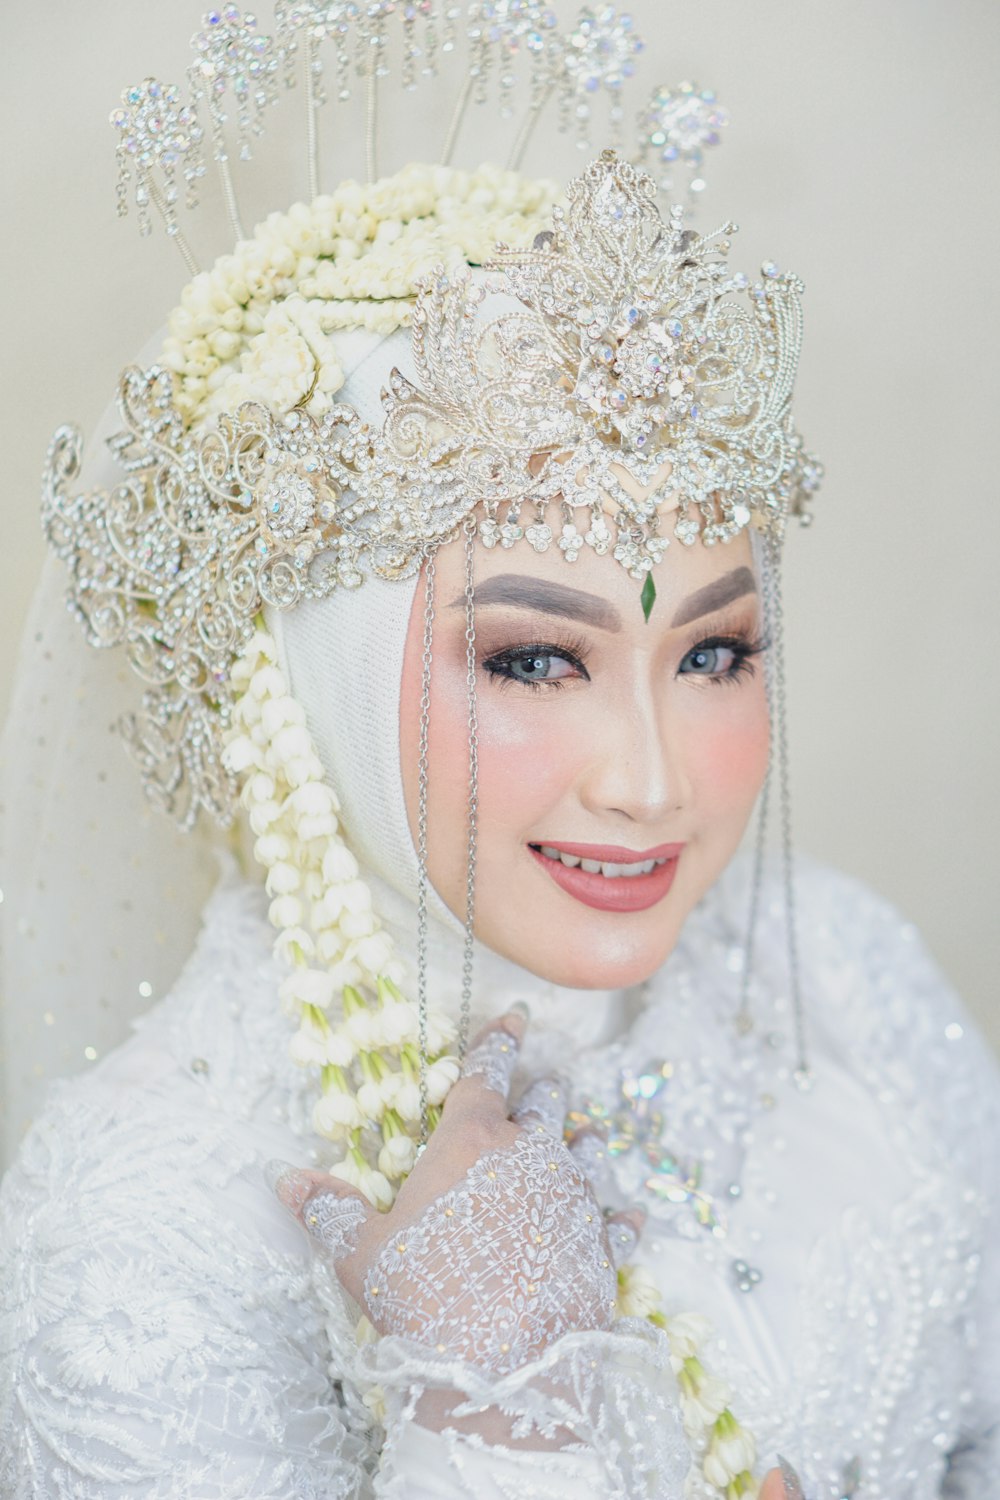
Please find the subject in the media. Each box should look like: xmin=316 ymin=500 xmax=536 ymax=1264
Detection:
xmin=777 ymin=1455 xmax=805 ymax=1500
xmin=508 ymin=1000 xmax=531 ymax=1020
xmin=263 ymin=1158 xmax=300 ymax=1199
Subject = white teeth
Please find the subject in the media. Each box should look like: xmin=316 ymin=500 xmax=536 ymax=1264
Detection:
xmin=536 ymin=846 xmax=669 ymax=878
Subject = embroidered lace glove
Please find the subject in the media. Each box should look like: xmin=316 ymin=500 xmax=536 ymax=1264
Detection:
xmin=273 ymin=1009 xmax=639 ymax=1376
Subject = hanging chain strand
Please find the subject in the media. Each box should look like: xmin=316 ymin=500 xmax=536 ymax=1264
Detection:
xmin=459 ymin=522 xmax=480 ymax=1063
xmin=738 ymin=771 xmax=771 ymax=1033
xmin=767 ymin=535 xmax=810 ymax=1084
xmin=415 ymin=554 xmax=436 ymax=1144
xmin=738 ymin=537 xmax=777 ymax=1032
xmin=305 ymin=32 xmax=320 ymax=202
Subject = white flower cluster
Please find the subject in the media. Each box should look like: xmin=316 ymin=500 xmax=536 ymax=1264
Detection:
xmin=617 ymin=1267 xmax=760 ymax=1499
xmin=160 ymin=160 xmax=560 ymax=428
xmin=221 ymin=625 xmax=459 ymax=1210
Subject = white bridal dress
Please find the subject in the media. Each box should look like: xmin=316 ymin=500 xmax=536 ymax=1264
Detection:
xmin=0 ymin=851 xmax=997 ymax=1499
xmin=1 ymin=326 xmax=997 ymax=1497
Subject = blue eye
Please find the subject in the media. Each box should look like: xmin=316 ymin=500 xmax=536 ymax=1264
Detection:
xmin=483 ymin=644 xmax=589 ymax=688
xmin=679 ymin=644 xmax=738 ymax=676
xmin=504 ymin=652 xmax=576 ymax=683
xmin=678 ymin=635 xmax=762 ymax=682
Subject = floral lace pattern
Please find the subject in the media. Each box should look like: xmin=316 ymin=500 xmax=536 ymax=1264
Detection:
xmin=363 ymin=1134 xmax=616 ymax=1377
xmin=459 ymin=1028 xmax=522 ymax=1095
xmin=365 ymin=1322 xmax=690 ymax=1498
xmin=0 ymin=863 xmax=997 ymax=1498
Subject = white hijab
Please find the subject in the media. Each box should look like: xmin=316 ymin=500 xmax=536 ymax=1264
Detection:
xmin=0 ymin=320 xmax=627 ymax=1165
xmin=269 ymin=321 xmax=629 ymax=1068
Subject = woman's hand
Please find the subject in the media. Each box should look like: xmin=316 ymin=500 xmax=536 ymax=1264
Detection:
xmin=271 ymin=1006 xmax=642 ymax=1375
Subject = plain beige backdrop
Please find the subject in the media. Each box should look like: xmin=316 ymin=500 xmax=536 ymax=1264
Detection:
xmin=1 ymin=0 xmax=997 ymax=1051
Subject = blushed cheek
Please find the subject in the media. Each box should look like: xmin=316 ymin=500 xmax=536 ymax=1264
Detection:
xmin=473 ymin=697 xmax=585 ymax=833
xmin=692 ymin=709 xmax=770 ymax=822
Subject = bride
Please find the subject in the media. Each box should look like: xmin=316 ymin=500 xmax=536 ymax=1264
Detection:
xmin=1 ymin=9 xmax=997 ymax=1498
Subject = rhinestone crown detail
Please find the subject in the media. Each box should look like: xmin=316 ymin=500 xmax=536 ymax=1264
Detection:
xmin=43 ymin=152 xmax=818 ymax=830
xmin=47 ymin=0 xmax=824 ymax=831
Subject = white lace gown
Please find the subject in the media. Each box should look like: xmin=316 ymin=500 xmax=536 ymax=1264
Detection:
xmin=1 ymin=861 xmax=997 ymax=1499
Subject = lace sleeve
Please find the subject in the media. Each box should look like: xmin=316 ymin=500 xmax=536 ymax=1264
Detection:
xmin=0 ymin=1084 xmax=374 ymax=1500
xmin=0 ymin=1067 xmax=689 ymax=1500
xmin=357 ymin=1320 xmax=690 ymax=1498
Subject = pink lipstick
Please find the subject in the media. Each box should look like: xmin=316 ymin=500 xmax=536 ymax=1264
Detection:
xmin=527 ymin=840 xmax=685 ymax=913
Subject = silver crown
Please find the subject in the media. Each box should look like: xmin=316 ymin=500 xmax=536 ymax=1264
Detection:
xmin=43 ymin=151 xmax=820 ymax=831
xmin=46 ymin=5 xmax=821 ymax=831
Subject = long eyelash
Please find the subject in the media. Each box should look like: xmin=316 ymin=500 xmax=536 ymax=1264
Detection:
xmin=481 ymin=634 xmax=591 ymax=692
xmin=683 ymin=630 xmax=769 ymax=686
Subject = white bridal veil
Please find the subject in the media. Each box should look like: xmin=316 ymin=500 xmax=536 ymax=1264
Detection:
xmin=0 ymin=319 xmax=440 ymax=1167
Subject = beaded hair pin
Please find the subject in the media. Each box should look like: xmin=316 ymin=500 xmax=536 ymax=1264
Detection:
xmin=109 ymin=2 xmax=729 ymax=263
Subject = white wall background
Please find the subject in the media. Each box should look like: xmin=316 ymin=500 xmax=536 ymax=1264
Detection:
xmin=1 ymin=0 xmax=997 ymax=1051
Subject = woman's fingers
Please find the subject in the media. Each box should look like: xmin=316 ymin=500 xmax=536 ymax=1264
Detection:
xmin=605 ymin=1207 xmax=645 ymax=1267
xmin=444 ymin=1004 xmax=529 ymax=1117
xmin=567 ymin=1123 xmax=611 ymax=1180
xmin=266 ymin=1159 xmax=374 ymax=1264
xmin=511 ymin=1073 xmax=568 ymax=1138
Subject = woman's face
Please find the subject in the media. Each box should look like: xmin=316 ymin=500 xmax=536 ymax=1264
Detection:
xmin=399 ymin=505 xmax=770 ymax=990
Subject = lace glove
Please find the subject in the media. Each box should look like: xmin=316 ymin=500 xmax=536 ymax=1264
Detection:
xmin=273 ymin=1009 xmax=693 ymax=1496
xmin=274 ymin=1010 xmax=639 ymax=1376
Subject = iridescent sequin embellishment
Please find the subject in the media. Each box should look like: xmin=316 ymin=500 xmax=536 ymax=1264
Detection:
xmin=569 ymin=1058 xmax=726 ymax=1235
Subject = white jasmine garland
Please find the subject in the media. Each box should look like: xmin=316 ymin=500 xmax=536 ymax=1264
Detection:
xmin=617 ymin=1267 xmax=761 ymax=1499
xmin=162 ymin=161 xmax=561 ymax=429
xmin=223 ymin=626 xmax=761 ymax=1492
xmin=221 ymin=626 xmax=456 ymax=1205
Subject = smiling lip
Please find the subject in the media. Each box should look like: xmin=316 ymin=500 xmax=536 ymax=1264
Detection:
xmin=528 ymin=840 xmax=686 ymax=913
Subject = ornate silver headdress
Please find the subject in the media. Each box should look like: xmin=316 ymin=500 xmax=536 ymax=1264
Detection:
xmin=43 ymin=4 xmax=821 ymax=833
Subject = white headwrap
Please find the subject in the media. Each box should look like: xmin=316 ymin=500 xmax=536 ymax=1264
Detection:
xmin=268 ymin=323 xmax=628 ymax=1055
xmin=0 ymin=322 xmax=626 ymax=1166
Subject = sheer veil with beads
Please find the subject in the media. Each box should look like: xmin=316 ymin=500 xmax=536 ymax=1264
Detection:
xmin=0 ymin=309 xmax=632 ymax=1169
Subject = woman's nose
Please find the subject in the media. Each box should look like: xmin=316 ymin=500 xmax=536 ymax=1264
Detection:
xmin=577 ymin=684 xmax=688 ymax=825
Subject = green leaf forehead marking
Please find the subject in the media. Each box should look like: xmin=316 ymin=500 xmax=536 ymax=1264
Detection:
xmin=641 ymin=572 xmax=656 ymax=623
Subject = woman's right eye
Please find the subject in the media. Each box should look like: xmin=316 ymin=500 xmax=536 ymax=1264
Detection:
xmin=482 ymin=647 xmax=588 ymax=688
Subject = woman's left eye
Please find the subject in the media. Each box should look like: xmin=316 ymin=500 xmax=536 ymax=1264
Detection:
xmin=678 ymin=637 xmax=759 ymax=681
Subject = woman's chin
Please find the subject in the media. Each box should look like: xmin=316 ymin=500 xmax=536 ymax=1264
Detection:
xmin=475 ymin=910 xmax=683 ymax=992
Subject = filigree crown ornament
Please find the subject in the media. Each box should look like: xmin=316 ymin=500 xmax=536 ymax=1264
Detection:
xmin=43 ymin=4 xmax=821 ymax=832
xmin=44 ymin=153 xmax=817 ymax=830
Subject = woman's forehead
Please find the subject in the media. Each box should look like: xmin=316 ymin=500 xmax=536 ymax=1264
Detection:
xmin=437 ymin=515 xmax=758 ymax=621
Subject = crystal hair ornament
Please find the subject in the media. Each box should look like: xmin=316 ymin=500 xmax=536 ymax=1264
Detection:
xmin=275 ymin=1 xmax=443 ymax=193
xmin=111 ymin=78 xmax=206 ymax=275
xmin=188 ymin=5 xmax=283 ymax=241
xmin=43 ymin=150 xmax=819 ymax=831
xmin=443 ymin=1 xmax=558 ymax=167
xmin=219 ymin=150 xmax=816 ymax=585
xmin=637 ymin=81 xmax=729 ymax=208
xmin=558 ymin=5 xmax=643 ymax=150
xmin=110 ymin=4 xmax=720 ymax=271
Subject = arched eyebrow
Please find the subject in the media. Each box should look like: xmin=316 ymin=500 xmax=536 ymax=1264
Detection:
xmin=449 ymin=574 xmax=623 ymax=632
xmin=670 ymin=566 xmax=757 ymax=628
